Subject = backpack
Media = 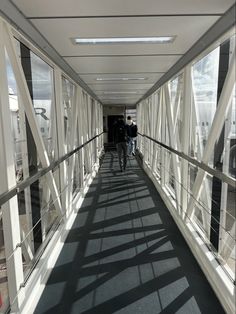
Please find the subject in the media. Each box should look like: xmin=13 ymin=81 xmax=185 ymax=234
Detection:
xmin=128 ymin=123 xmax=137 ymax=137
xmin=114 ymin=122 xmax=127 ymax=143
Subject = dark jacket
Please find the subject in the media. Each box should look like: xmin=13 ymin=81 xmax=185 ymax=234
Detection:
xmin=113 ymin=119 xmax=127 ymax=144
xmin=127 ymin=122 xmax=137 ymax=138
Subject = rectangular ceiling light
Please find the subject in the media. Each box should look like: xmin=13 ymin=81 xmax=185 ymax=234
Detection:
xmin=103 ymin=91 xmax=139 ymax=94
xmin=102 ymin=96 xmax=139 ymax=100
xmin=72 ymin=36 xmax=175 ymax=45
xmin=95 ymin=77 xmax=147 ymax=81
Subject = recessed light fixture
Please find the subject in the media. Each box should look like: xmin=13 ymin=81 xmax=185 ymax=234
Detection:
xmin=72 ymin=36 xmax=175 ymax=45
xmin=102 ymin=96 xmax=139 ymax=100
xmin=103 ymin=91 xmax=139 ymax=95
xmin=95 ymin=77 xmax=147 ymax=81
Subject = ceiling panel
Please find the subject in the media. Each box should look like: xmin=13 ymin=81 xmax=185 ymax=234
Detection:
xmin=96 ymin=93 xmax=143 ymax=97
xmin=12 ymin=0 xmax=235 ymax=16
xmin=89 ymin=84 xmax=152 ymax=91
xmin=86 ymin=84 xmax=153 ymax=91
xmin=100 ymin=96 xmax=140 ymax=101
xmin=65 ymin=55 xmax=181 ymax=74
xmin=30 ymin=16 xmax=219 ymax=56
xmin=10 ymin=0 xmax=234 ymax=105
xmin=103 ymin=100 xmax=139 ymax=105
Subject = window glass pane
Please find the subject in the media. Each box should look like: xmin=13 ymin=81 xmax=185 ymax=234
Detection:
xmin=0 ymin=217 xmax=10 ymax=313
xmin=228 ymin=85 xmax=236 ymax=178
xmin=0 ymin=40 xmax=22 ymax=313
xmin=169 ymin=74 xmax=183 ymax=149
xmin=62 ymin=77 xmax=75 ymax=153
xmin=220 ymin=84 xmax=236 ymax=277
xmin=6 ymin=41 xmax=26 ymax=183
xmin=169 ymin=76 xmax=179 ymax=108
xmin=16 ymin=167 xmax=62 ymax=278
xmin=192 ymin=47 xmax=220 ymax=163
xmin=30 ymin=52 xmax=57 ymax=161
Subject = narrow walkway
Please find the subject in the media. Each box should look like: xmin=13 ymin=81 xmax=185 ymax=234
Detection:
xmin=35 ymin=152 xmax=225 ymax=314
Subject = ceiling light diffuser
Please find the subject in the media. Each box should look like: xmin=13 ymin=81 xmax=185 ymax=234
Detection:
xmin=72 ymin=36 xmax=175 ymax=45
xmin=95 ymin=77 xmax=147 ymax=81
xmin=102 ymin=96 xmax=139 ymax=100
xmin=103 ymin=91 xmax=139 ymax=94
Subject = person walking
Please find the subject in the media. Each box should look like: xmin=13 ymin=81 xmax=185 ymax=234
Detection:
xmin=113 ymin=116 xmax=128 ymax=172
xmin=126 ymin=116 xmax=137 ymax=156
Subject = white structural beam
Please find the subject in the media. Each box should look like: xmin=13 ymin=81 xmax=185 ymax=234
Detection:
xmin=155 ymin=92 xmax=162 ymax=176
xmin=151 ymin=93 xmax=159 ymax=171
xmin=3 ymin=21 xmax=63 ymax=217
xmin=0 ymin=14 xmax=103 ymax=314
xmin=190 ymin=82 xmax=210 ymax=233
xmin=18 ymin=94 xmax=34 ymax=252
xmin=0 ymin=19 xmax=24 ymax=311
xmin=78 ymin=90 xmax=85 ymax=188
xmin=160 ymin=88 xmax=166 ymax=187
xmin=164 ymin=83 xmax=181 ymax=211
xmin=185 ymin=46 xmax=236 ymax=221
xmin=67 ymin=86 xmax=80 ymax=211
xmin=94 ymin=102 xmax=99 ymax=162
xmin=219 ymin=36 xmax=236 ymax=257
xmin=54 ymin=68 xmax=68 ymax=212
xmin=172 ymin=77 xmax=182 ymax=152
xmin=136 ymin=28 xmax=235 ymax=314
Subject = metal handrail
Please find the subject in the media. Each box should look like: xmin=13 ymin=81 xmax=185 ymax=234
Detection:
xmin=138 ymin=132 xmax=236 ymax=188
xmin=0 ymin=132 xmax=104 ymax=207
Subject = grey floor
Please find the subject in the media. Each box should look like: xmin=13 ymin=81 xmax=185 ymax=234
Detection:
xmin=34 ymin=151 xmax=225 ymax=314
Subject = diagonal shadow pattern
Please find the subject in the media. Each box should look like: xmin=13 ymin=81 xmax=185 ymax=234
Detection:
xmin=34 ymin=152 xmax=225 ymax=314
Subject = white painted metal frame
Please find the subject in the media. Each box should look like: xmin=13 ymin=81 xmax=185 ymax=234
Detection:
xmin=3 ymin=21 xmax=64 ymax=218
xmin=0 ymin=19 xmax=25 ymax=311
xmin=191 ymin=68 xmax=214 ymax=237
xmin=181 ymin=66 xmax=192 ymax=218
xmin=54 ymin=68 xmax=67 ymax=212
xmin=164 ymin=83 xmax=181 ymax=212
xmin=0 ymin=16 xmax=103 ymax=313
xmin=136 ymin=29 xmax=236 ymax=314
xmin=17 ymin=94 xmax=34 ymax=252
xmin=186 ymin=47 xmax=235 ymax=221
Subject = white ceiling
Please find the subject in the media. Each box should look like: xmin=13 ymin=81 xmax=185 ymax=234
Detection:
xmin=11 ymin=0 xmax=235 ymax=106
xmin=11 ymin=0 xmax=235 ymax=16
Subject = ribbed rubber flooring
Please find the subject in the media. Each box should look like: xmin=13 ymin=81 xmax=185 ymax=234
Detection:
xmin=34 ymin=151 xmax=225 ymax=314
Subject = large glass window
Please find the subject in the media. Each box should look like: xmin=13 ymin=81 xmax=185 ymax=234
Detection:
xmin=3 ymin=39 xmax=63 ymax=282
xmin=6 ymin=41 xmax=26 ymax=183
xmin=30 ymin=51 xmax=57 ymax=162
xmin=62 ymin=77 xmax=75 ymax=153
xmin=169 ymin=74 xmax=183 ymax=149
xmin=220 ymin=84 xmax=236 ymax=276
xmin=0 ymin=41 xmax=22 ymax=313
xmin=189 ymin=48 xmax=220 ymax=239
xmin=192 ymin=47 xmax=220 ymax=162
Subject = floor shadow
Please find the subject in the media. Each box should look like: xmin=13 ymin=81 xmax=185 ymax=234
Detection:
xmin=34 ymin=152 xmax=225 ymax=314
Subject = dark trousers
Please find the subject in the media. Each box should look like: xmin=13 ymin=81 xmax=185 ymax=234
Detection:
xmin=116 ymin=142 xmax=127 ymax=170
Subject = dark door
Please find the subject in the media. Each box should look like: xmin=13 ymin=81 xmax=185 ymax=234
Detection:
xmin=107 ymin=115 xmax=123 ymax=142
